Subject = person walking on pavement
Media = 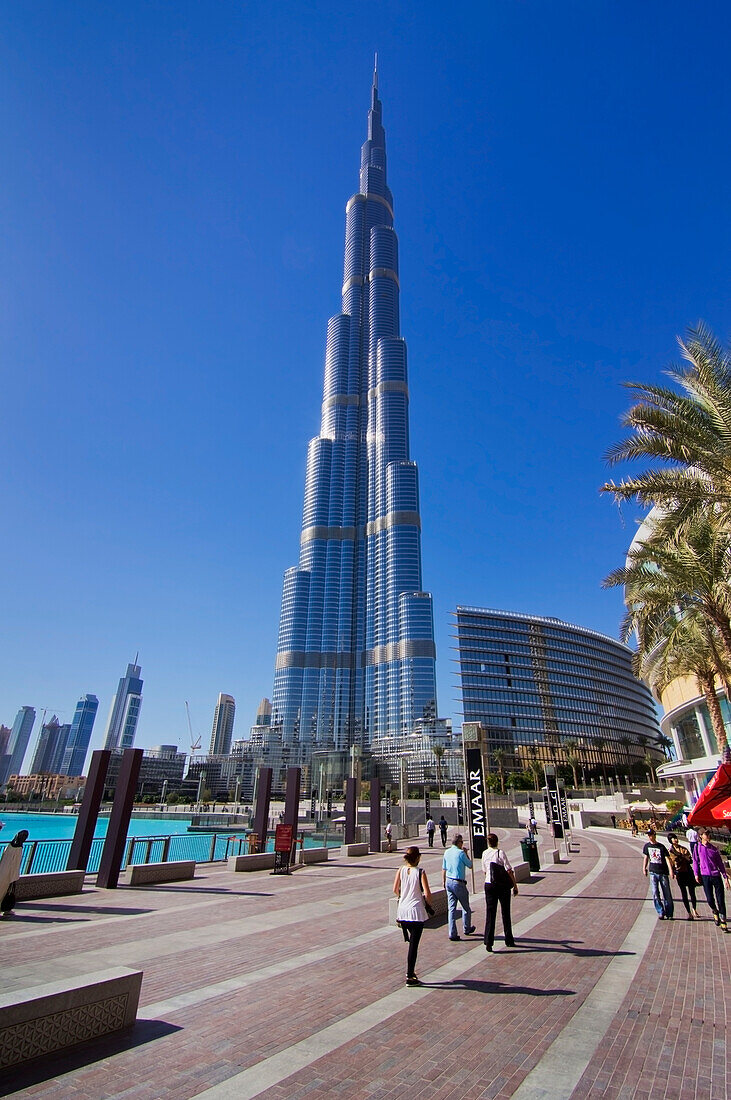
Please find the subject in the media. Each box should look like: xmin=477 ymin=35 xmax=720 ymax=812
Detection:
xmin=0 ymin=830 xmax=29 ymax=917
xmin=482 ymin=832 xmax=518 ymax=951
xmin=442 ymin=834 xmax=475 ymax=940
xmin=385 ymin=818 xmax=394 ymax=853
xmin=667 ymin=834 xmax=699 ymax=919
xmin=438 ymin=815 xmax=448 ymax=847
xmin=685 ymin=824 xmax=699 ymax=857
xmin=692 ymin=829 xmax=729 ymax=931
xmin=642 ymin=828 xmax=675 ymax=920
xmin=393 ymin=846 xmax=434 ymax=985
xmin=425 ymin=816 xmax=436 ymax=847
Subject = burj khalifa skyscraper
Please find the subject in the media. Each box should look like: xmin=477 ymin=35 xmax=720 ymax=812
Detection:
xmin=270 ymin=64 xmax=438 ymax=763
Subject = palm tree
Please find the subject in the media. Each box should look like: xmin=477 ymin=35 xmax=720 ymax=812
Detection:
xmin=603 ymin=324 xmax=731 ymax=519
xmin=637 ymin=612 xmax=729 ymax=758
xmin=593 ymin=736 xmax=609 ymax=784
xmin=492 ymin=748 xmax=508 ymax=795
xmin=643 ymin=752 xmax=658 ymax=784
xmin=432 ymin=744 xmax=445 ymax=795
xmin=562 ymin=739 xmax=581 ymax=789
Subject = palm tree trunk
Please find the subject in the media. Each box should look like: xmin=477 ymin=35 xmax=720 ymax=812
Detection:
xmin=698 ymin=672 xmax=730 ymax=756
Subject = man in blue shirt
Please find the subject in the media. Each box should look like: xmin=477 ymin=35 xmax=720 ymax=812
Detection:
xmin=442 ymin=834 xmax=476 ymax=940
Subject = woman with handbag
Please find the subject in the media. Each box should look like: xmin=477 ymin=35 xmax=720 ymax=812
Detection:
xmin=0 ymin=830 xmax=29 ymax=917
xmin=393 ymin=846 xmax=434 ymax=985
xmin=482 ymin=832 xmax=518 ymax=951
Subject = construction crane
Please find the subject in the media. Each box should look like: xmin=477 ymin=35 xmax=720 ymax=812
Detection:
xmin=185 ymin=702 xmax=202 ymax=757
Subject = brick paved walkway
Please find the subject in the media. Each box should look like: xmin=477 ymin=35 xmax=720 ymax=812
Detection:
xmin=1 ymin=828 xmax=729 ymax=1099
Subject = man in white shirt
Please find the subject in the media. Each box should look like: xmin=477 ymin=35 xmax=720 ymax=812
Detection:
xmin=482 ymin=832 xmax=518 ymax=951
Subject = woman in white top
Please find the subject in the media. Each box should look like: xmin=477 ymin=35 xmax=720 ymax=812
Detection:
xmin=481 ymin=832 xmax=518 ymax=951
xmin=393 ymin=846 xmax=434 ymax=984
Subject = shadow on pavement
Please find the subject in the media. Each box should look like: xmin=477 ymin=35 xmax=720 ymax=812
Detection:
xmin=420 ymin=978 xmax=576 ymax=996
xmin=514 ymin=937 xmax=635 ymax=958
xmin=18 ymin=903 xmax=153 ymax=915
xmin=0 ymin=1019 xmax=182 ymax=1096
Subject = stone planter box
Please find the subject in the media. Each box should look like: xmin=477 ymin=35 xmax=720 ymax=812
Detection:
xmin=0 ymin=967 xmax=142 ymax=1070
xmin=127 ymin=860 xmax=195 ymax=886
xmin=15 ymin=870 xmax=86 ymax=900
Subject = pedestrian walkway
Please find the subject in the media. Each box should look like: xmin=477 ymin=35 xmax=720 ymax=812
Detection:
xmin=2 ymin=828 xmax=729 ymax=1099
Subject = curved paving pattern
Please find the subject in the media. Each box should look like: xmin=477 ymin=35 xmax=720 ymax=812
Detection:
xmin=2 ymin=829 xmax=729 ymax=1099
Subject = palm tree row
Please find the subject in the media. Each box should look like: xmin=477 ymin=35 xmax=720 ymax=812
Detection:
xmin=602 ymin=323 xmax=731 ymax=760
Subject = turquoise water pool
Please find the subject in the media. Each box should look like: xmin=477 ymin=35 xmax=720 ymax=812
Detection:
xmin=0 ymin=810 xmax=198 ymax=842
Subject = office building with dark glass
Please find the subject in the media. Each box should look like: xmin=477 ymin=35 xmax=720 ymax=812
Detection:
xmin=268 ymin=66 xmax=438 ymax=768
xmin=455 ymin=607 xmax=663 ymax=779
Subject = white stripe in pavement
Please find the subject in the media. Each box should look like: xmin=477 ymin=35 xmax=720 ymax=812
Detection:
xmin=3 ymin=861 xmax=396 ymax=943
xmin=191 ymin=841 xmax=613 ymax=1100
xmin=510 ymin=877 xmax=656 ymax=1100
xmin=143 ymin=925 xmax=400 ymax=1018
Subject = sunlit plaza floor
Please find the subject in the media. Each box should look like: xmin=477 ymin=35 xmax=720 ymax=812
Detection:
xmin=2 ymin=827 xmax=729 ymax=1100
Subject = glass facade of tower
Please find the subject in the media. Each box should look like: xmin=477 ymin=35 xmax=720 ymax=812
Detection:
xmin=103 ymin=663 xmax=143 ymax=752
xmin=61 ymin=694 xmax=99 ymax=776
xmin=271 ymin=71 xmax=437 ymax=756
xmin=455 ymin=607 xmax=663 ymax=777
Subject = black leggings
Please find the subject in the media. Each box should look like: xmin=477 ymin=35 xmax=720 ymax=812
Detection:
xmin=701 ymin=875 xmax=726 ymax=921
xmin=401 ymin=920 xmax=425 ymax=978
xmin=675 ymin=872 xmax=697 ymax=914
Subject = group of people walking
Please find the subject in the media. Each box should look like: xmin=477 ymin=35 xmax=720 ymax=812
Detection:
xmin=643 ymin=826 xmax=729 ymax=929
xmin=393 ymin=831 xmax=518 ymax=984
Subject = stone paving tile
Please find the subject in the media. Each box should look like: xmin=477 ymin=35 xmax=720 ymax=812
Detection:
xmin=5 ymin=830 xmax=727 ymax=1100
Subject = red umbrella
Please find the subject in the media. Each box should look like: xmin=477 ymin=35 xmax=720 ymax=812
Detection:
xmin=687 ymin=763 xmax=731 ymax=829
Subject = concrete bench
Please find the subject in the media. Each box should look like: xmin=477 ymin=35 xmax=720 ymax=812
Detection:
xmin=340 ymin=843 xmax=369 ymax=857
xmin=15 ymin=870 xmax=85 ymax=901
xmin=512 ymin=860 xmax=531 ymax=883
xmin=296 ymin=846 xmax=329 ymax=865
xmin=228 ymin=852 xmax=276 ymax=872
xmin=549 ymin=848 xmax=561 ymax=864
xmin=380 ymin=840 xmax=398 ymax=853
xmin=0 ymin=967 xmax=142 ymax=1070
xmin=388 ymin=885 xmax=450 ymax=927
xmin=127 ymin=860 xmax=195 ymax=886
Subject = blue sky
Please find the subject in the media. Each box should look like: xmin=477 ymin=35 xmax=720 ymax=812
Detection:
xmin=2 ymin=1 xmax=729 ymax=764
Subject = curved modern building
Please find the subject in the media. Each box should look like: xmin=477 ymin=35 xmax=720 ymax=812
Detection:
xmin=455 ymin=606 xmax=663 ymax=778
xmin=270 ymin=65 xmax=437 ymax=758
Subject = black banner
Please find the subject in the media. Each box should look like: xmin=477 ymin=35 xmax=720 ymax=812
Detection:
xmin=464 ymin=747 xmax=488 ymax=860
xmin=558 ymin=785 xmax=570 ymax=829
xmin=528 ymin=796 xmax=535 ymax=820
xmin=310 ymin=789 xmax=317 ymax=820
xmin=549 ymin=790 xmax=564 ymax=838
xmin=424 ymin=788 xmax=431 ymax=820
xmin=385 ymin=788 xmax=391 ymax=822
xmin=326 ymin=789 xmax=333 ymax=818
xmin=456 ymin=787 xmax=464 ymax=826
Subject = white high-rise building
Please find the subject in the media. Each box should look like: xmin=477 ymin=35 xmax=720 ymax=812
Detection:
xmin=209 ymin=694 xmax=236 ymax=756
xmin=103 ymin=661 xmax=143 ymax=751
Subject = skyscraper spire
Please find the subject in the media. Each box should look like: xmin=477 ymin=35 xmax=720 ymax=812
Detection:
xmin=269 ymin=70 xmax=438 ymax=763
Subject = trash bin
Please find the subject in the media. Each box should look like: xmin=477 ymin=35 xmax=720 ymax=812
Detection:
xmin=520 ymin=838 xmax=540 ymax=872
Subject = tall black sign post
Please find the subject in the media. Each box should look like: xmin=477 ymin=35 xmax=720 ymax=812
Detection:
xmin=462 ymin=722 xmax=489 ymax=893
xmin=456 ymin=787 xmax=464 ymax=826
xmin=424 ymin=788 xmax=431 ymax=823
xmin=326 ymin=790 xmax=333 ymax=819
xmin=544 ymin=766 xmax=568 ymax=856
xmin=385 ymin=787 xmax=391 ymax=824
xmin=310 ymin=789 xmax=317 ymax=821
xmin=67 ymin=749 xmax=110 ymax=872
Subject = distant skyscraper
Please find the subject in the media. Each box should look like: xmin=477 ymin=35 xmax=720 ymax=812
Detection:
xmin=255 ymin=698 xmax=272 ymax=727
xmin=270 ymin=66 xmax=437 ymax=759
xmin=60 ymin=694 xmax=99 ymax=776
xmin=209 ymin=694 xmax=236 ymax=755
xmin=103 ymin=661 xmax=143 ymax=751
xmin=30 ymin=715 xmax=71 ymax=775
xmin=1 ymin=706 xmax=36 ymax=783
